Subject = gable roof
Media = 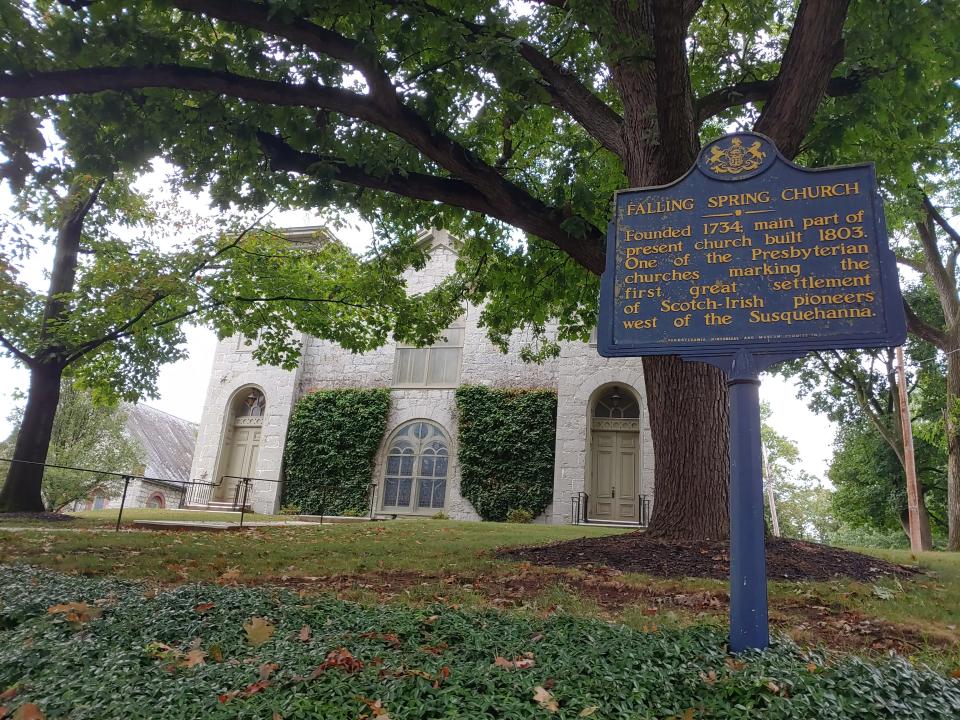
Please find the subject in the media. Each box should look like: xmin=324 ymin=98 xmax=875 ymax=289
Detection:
xmin=124 ymin=404 xmax=198 ymax=483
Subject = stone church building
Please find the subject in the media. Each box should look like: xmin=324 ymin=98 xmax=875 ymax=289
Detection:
xmin=187 ymin=228 xmax=655 ymax=524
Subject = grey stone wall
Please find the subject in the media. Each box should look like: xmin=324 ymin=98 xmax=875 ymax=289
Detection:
xmin=188 ymin=228 xmax=656 ymax=523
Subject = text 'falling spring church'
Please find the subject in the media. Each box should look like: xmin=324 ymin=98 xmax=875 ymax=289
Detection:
xmin=186 ymin=228 xmax=655 ymax=525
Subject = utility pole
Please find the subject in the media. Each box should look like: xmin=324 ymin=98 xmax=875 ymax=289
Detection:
xmin=895 ymin=345 xmax=924 ymax=553
xmin=762 ymin=447 xmax=781 ymax=537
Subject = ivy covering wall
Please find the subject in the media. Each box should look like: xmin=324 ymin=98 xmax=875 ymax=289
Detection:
xmin=282 ymin=389 xmax=390 ymax=515
xmin=455 ymin=385 xmax=558 ymax=521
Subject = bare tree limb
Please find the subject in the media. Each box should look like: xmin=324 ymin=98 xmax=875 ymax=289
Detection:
xmin=652 ymin=0 xmax=699 ymax=178
xmin=696 ymin=73 xmax=864 ymax=125
xmin=903 ymin=298 xmax=948 ymax=348
xmin=0 ymin=333 xmax=34 ymax=367
xmin=753 ymin=0 xmax=852 ymax=159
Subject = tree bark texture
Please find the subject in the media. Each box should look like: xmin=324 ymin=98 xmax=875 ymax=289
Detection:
xmin=642 ymin=355 xmax=730 ymax=539
xmin=0 ymin=363 xmax=63 ymax=512
xmin=0 ymin=183 xmax=101 ymax=513
xmin=947 ymin=351 xmax=960 ymax=551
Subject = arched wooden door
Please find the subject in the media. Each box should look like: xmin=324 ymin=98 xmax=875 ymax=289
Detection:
xmin=215 ymin=388 xmax=265 ymax=504
xmin=589 ymin=386 xmax=640 ymax=522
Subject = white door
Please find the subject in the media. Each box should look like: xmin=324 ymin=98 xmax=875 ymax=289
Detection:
xmin=218 ymin=427 xmax=261 ymax=503
xmin=589 ymin=430 xmax=638 ymax=522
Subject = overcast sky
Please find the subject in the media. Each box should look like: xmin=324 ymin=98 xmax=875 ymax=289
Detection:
xmin=0 ymin=164 xmax=837 ymax=479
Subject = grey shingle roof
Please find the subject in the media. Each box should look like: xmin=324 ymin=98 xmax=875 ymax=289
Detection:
xmin=124 ymin=404 xmax=198 ymax=483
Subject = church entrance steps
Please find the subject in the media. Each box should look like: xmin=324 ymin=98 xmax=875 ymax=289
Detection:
xmin=578 ymin=519 xmax=648 ymax=529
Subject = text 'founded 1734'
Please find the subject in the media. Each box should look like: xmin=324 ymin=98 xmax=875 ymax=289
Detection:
xmin=597 ymin=132 xmax=906 ymax=360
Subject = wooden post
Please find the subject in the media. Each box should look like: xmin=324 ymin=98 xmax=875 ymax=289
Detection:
xmin=895 ymin=346 xmax=924 ymax=553
xmin=764 ymin=453 xmax=781 ymax=537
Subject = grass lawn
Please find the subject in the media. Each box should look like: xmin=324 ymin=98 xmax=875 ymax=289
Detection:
xmin=1 ymin=517 xmax=959 ymax=673
xmin=0 ymin=508 xmax=296 ymax=527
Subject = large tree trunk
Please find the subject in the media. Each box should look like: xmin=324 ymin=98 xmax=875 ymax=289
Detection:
xmin=0 ymin=181 xmax=101 ymax=513
xmin=643 ymin=356 xmax=730 ymax=539
xmin=947 ymin=350 xmax=960 ymax=551
xmin=0 ymin=363 xmax=64 ymax=512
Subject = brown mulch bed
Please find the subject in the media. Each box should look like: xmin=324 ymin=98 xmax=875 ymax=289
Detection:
xmin=0 ymin=512 xmax=76 ymax=522
xmin=499 ymin=532 xmax=917 ymax=582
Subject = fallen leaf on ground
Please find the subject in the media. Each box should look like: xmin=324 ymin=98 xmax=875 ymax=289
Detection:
xmin=12 ymin=703 xmax=44 ymax=720
xmin=579 ymin=707 xmax=598 ymax=717
xmin=243 ymin=617 xmax=276 ymax=646
xmin=258 ymin=663 xmax=279 ymax=682
xmin=309 ymin=648 xmax=364 ymax=677
xmin=182 ymin=649 xmax=206 ymax=668
xmin=0 ymin=687 xmax=19 ymax=701
xmin=533 ymin=686 xmax=559 ymax=713
xmin=47 ymin=602 xmax=102 ymax=624
xmin=218 ymin=568 xmax=241 ymax=583
xmin=359 ymin=632 xmax=401 ymax=648
xmin=359 ymin=697 xmax=390 ymax=718
xmin=420 ymin=642 xmax=448 ymax=655
xmin=699 ymin=670 xmax=717 ymax=685
xmin=494 ymin=653 xmax=535 ymax=670
xmin=194 ymin=603 xmax=215 ymax=613
xmin=298 ymin=625 xmax=311 ymax=642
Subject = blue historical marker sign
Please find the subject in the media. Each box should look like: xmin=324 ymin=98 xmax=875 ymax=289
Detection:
xmin=597 ymin=133 xmax=906 ymax=653
xmin=597 ymin=132 xmax=906 ymax=362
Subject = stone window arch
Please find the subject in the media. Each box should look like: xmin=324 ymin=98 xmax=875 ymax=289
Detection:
xmin=235 ymin=388 xmax=266 ymax=420
xmin=146 ymin=493 xmax=165 ymax=509
xmin=382 ymin=420 xmax=449 ymax=512
xmin=592 ymin=386 xmax=640 ymax=420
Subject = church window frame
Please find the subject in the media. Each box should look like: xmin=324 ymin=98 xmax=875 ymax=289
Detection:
xmin=392 ymin=318 xmax=465 ymax=388
xmin=381 ymin=420 xmax=450 ymax=513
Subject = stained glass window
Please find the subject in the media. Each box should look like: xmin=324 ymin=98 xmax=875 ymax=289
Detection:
xmin=592 ymin=386 xmax=640 ymax=419
xmin=382 ymin=421 xmax=449 ymax=511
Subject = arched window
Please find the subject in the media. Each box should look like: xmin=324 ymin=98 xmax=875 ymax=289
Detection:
xmin=592 ymin=386 xmax=640 ymax=419
xmin=236 ymin=388 xmax=266 ymax=418
xmin=146 ymin=493 xmax=165 ymax=509
xmin=382 ymin=421 xmax=449 ymax=512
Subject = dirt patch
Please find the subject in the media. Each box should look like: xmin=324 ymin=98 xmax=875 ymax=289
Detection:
xmin=498 ymin=533 xmax=917 ymax=581
xmin=772 ymin=599 xmax=951 ymax=656
xmin=0 ymin=512 xmax=76 ymax=522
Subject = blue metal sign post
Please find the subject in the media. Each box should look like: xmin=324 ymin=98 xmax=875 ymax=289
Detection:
xmin=597 ymin=132 xmax=907 ymax=652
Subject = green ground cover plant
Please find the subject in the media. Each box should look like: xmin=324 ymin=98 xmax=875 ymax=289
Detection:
xmin=1 ymin=519 xmax=958 ymax=671
xmin=1 ymin=566 xmax=958 ymax=719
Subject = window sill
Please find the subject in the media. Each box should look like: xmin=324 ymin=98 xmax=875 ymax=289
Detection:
xmin=390 ymin=384 xmax=459 ymax=390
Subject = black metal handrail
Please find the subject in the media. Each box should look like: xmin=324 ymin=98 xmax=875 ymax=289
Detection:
xmin=219 ymin=474 xmax=283 ymax=527
xmin=571 ymin=491 xmax=589 ymax=525
xmin=0 ymin=456 xmax=218 ymax=531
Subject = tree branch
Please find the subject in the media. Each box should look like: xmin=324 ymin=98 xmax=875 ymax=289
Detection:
xmin=916 ymin=202 xmax=960 ymax=326
xmin=0 ymin=332 xmax=35 ymax=367
xmin=895 ymin=253 xmax=926 ymax=274
xmin=390 ymin=0 xmax=624 ymax=155
xmin=256 ymin=131 xmax=498 ymax=216
xmin=696 ymin=73 xmax=864 ymax=125
xmin=903 ymin=298 xmax=948 ymax=348
xmin=652 ymin=0 xmax=699 ymax=178
xmin=170 ymin=0 xmax=396 ymax=99
xmin=924 ymin=194 xmax=960 ymax=249
xmin=0 ymin=64 xmax=605 ymax=273
xmin=753 ymin=0 xmax=852 ymax=159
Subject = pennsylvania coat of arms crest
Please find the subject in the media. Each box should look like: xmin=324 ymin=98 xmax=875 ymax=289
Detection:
xmin=705 ymin=137 xmax=766 ymax=175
